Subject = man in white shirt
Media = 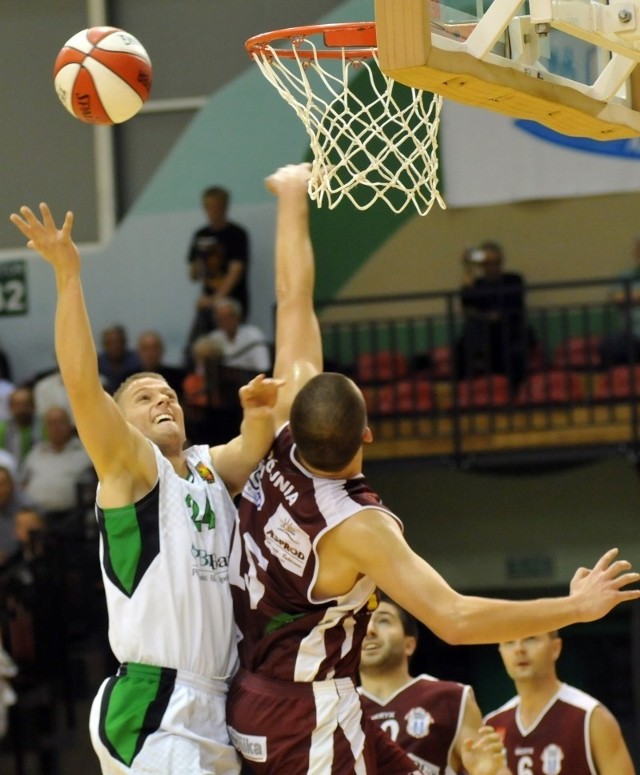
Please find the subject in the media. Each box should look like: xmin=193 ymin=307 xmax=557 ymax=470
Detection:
xmin=206 ymin=297 xmax=271 ymax=373
xmin=22 ymin=406 xmax=92 ymax=514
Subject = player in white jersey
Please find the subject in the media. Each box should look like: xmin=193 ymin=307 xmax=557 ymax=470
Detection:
xmin=10 ymin=204 xmax=282 ymax=774
xmin=228 ymin=162 xmax=639 ymax=775
xmin=485 ymin=632 xmax=635 ymax=775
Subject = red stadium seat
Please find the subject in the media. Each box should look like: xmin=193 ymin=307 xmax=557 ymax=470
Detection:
xmin=456 ymin=375 xmax=511 ymax=409
xmin=552 ymin=335 xmax=601 ymax=370
xmin=516 ymin=370 xmax=584 ymax=405
xmin=356 ymin=351 xmax=409 ymax=383
xmin=594 ymin=365 xmax=640 ymax=400
xmin=363 ymin=378 xmax=435 ymax=415
xmin=427 ymin=345 xmax=453 ymax=380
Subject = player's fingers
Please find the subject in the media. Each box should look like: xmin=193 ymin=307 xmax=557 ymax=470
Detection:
xmin=594 ymin=547 xmax=619 ymax=569
xmin=612 ymin=571 xmax=640 ymax=588
xmin=62 ymin=210 xmax=74 ymax=235
xmin=39 ymin=202 xmax=54 ymax=227
xmin=572 ymin=566 xmax=590 ymax=582
xmin=604 ymin=559 xmax=632 ymax=576
xmin=9 ymin=212 xmax=30 ymax=236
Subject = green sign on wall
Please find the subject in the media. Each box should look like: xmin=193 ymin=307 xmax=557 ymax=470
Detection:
xmin=0 ymin=260 xmax=27 ymax=316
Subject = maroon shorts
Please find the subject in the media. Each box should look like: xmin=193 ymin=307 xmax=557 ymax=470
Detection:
xmin=227 ymin=669 xmax=419 ymax=775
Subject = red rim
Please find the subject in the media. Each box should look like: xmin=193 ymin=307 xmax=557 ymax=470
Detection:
xmin=245 ymin=22 xmax=377 ymax=60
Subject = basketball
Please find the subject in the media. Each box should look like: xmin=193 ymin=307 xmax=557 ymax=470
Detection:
xmin=53 ymin=26 xmax=152 ymax=125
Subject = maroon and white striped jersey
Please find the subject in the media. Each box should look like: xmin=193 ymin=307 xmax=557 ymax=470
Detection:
xmin=359 ymin=675 xmax=468 ymax=775
xmin=484 ymin=683 xmax=599 ymax=775
xmin=230 ymin=424 xmax=402 ymax=682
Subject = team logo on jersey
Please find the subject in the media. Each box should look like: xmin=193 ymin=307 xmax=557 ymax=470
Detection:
xmin=194 ymin=462 xmax=214 ymax=483
xmin=243 ymin=461 xmax=266 ymax=508
xmin=264 ymin=507 xmax=311 ymax=576
xmin=541 ymin=744 xmax=564 ymax=774
xmin=404 ymin=707 xmax=433 ymax=738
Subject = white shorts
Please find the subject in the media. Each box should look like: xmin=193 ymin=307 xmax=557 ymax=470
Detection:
xmin=89 ymin=662 xmax=240 ymax=774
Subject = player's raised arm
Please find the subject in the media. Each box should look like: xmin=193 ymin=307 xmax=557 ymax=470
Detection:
xmin=9 ymin=204 xmax=152 ymax=485
xmin=324 ymin=510 xmax=640 ymax=644
xmin=267 ymin=163 xmax=323 ymax=427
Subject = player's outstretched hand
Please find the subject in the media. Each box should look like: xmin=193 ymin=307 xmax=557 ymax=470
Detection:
xmin=239 ymin=374 xmax=285 ymax=417
xmin=265 ymin=162 xmax=312 ymax=197
xmin=461 ymin=726 xmax=511 ymax=775
xmin=10 ymin=204 xmax=79 ymax=272
xmin=570 ymin=548 xmax=640 ymax=621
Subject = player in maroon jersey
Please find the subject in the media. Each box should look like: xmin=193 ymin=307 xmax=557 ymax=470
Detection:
xmin=359 ymin=598 xmax=510 ymax=775
xmin=227 ymin=162 xmax=640 ymax=775
xmin=485 ymin=632 xmax=635 ymax=775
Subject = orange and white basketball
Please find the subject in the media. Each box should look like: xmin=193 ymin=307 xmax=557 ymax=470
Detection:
xmin=53 ymin=26 xmax=152 ymax=125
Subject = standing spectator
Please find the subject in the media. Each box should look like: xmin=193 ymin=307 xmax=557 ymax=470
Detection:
xmin=485 ymin=631 xmax=635 ymax=775
xmin=136 ymin=330 xmax=186 ymax=399
xmin=205 ymin=297 xmax=271 ymax=373
xmin=455 ymin=242 xmax=529 ymax=389
xmin=187 ymin=186 xmax=250 ymax=320
xmin=0 ymin=387 xmax=41 ymax=472
xmin=21 ymin=407 xmax=92 ymax=517
xmin=185 ymin=240 xmax=229 ymax=353
xmin=598 ymin=236 xmax=640 ymax=367
xmin=97 ymin=323 xmax=141 ymax=395
xmin=359 ymin=596 xmax=510 ymax=775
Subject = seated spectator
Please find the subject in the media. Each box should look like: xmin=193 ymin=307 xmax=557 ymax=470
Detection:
xmin=13 ymin=507 xmax=46 ymax=563
xmin=182 ymin=336 xmax=224 ymax=411
xmin=136 ymin=330 xmax=186 ymax=399
xmin=21 ymin=407 xmax=92 ymax=517
xmin=205 ymin=297 xmax=271 ymax=373
xmin=455 ymin=242 xmax=530 ymax=390
xmin=599 ymin=235 xmax=640 ymax=367
xmin=97 ymin=323 xmax=141 ymax=394
xmin=33 ymin=364 xmax=73 ymax=420
xmin=0 ymin=465 xmax=30 ymax=567
xmin=0 ymin=387 xmax=41 ymax=474
xmin=182 ymin=336 xmax=241 ymax=445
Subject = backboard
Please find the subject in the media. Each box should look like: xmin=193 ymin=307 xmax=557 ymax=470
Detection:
xmin=375 ymin=0 xmax=640 ymax=139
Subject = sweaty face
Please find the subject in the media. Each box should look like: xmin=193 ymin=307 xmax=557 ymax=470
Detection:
xmin=118 ymin=377 xmax=186 ymax=447
xmin=360 ymin=602 xmax=409 ymax=671
xmin=498 ymin=634 xmax=560 ymax=683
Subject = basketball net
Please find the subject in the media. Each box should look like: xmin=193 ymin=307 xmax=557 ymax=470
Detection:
xmin=247 ymin=27 xmax=445 ymax=215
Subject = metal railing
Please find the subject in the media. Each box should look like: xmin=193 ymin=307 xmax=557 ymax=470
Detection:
xmin=317 ymin=276 xmax=640 ymax=465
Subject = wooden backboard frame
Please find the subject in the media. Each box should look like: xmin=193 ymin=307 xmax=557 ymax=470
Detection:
xmin=375 ymin=0 xmax=640 ymax=139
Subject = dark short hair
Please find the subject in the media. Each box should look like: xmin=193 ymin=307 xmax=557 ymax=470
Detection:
xmin=113 ymin=372 xmax=169 ymax=405
xmin=290 ymin=373 xmax=366 ymax=473
xmin=478 ymin=240 xmax=504 ymax=260
xmin=379 ymin=594 xmax=419 ymax=640
xmin=202 ymin=186 xmax=230 ymax=207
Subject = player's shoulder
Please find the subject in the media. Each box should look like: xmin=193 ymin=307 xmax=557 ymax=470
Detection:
xmin=484 ymin=694 xmax=520 ymax=721
xmin=557 ymin=683 xmax=601 ymax=712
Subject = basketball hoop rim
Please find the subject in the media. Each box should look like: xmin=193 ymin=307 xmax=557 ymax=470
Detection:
xmin=245 ymin=22 xmax=377 ymax=60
